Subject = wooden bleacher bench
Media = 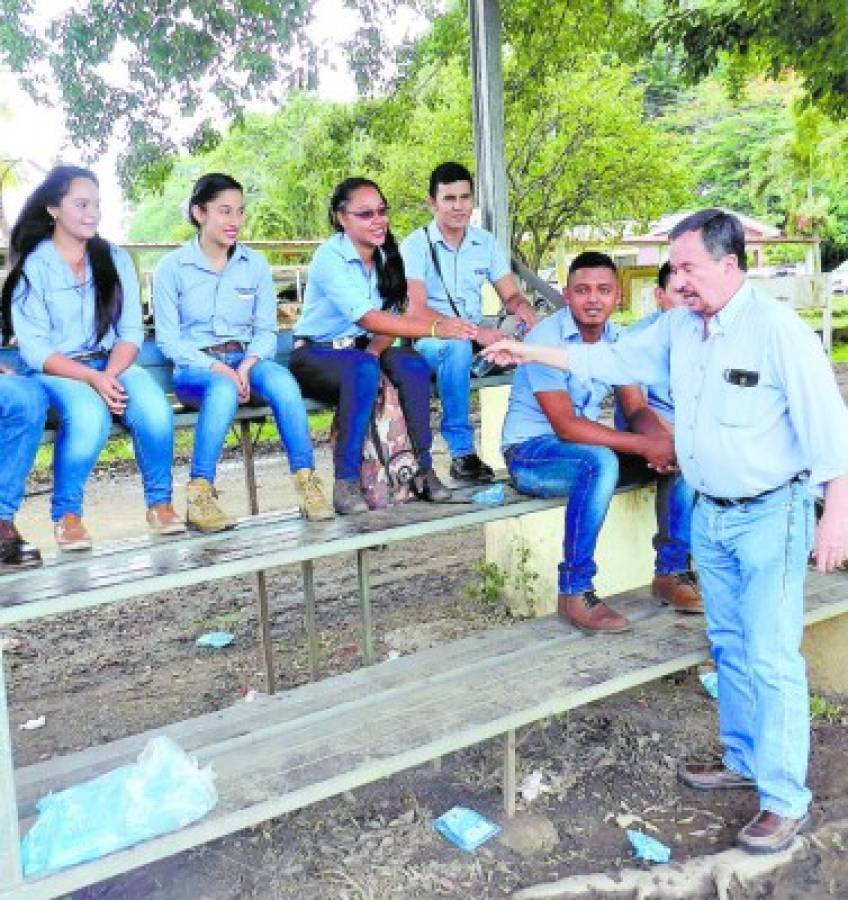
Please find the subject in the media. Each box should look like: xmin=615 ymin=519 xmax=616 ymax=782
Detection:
xmin=3 ymin=536 xmax=847 ymax=899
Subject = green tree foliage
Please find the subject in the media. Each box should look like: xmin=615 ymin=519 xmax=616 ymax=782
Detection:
xmin=0 ymin=0 xmax=437 ymax=192
xmin=654 ymin=0 xmax=848 ymax=117
xmin=662 ymin=77 xmax=848 ymax=263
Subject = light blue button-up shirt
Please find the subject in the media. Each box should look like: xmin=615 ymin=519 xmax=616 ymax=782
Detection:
xmin=153 ymin=238 xmax=277 ymax=369
xmin=613 ymin=309 xmax=675 ymax=429
xmin=11 ymin=239 xmax=143 ymax=372
xmin=569 ymin=280 xmax=848 ymax=497
xmin=295 ymin=233 xmax=385 ymax=342
xmin=400 ymin=220 xmax=512 ymax=324
xmin=501 ymin=307 xmax=620 ymax=450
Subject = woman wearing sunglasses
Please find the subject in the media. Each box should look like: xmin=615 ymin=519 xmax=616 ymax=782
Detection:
xmin=291 ymin=177 xmax=476 ymax=514
xmin=153 ymin=172 xmax=333 ymax=531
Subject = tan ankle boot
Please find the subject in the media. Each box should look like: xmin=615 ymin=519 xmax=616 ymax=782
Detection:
xmin=54 ymin=513 xmax=92 ymax=551
xmin=293 ymin=469 xmax=334 ymax=521
xmin=186 ymin=479 xmax=233 ymax=533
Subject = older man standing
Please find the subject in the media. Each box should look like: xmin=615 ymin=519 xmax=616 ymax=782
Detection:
xmin=484 ymin=209 xmax=848 ymax=853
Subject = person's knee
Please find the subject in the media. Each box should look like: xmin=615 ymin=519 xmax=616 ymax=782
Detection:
xmin=443 ymin=339 xmax=473 ymax=368
xmin=353 ymin=355 xmax=380 ymax=397
xmin=63 ymin=390 xmax=112 ymax=451
xmin=205 ymin=374 xmax=240 ymax=413
xmin=20 ymin=381 xmax=48 ymax=426
xmin=392 ymin=351 xmax=432 ymax=387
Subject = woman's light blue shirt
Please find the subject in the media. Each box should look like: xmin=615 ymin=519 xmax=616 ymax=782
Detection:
xmin=11 ymin=239 xmax=143 ymax=372
xmin=295 ymin=233 xmax=384 ymax=342
xmin=152 ymin=238 xmax=277 ymax=369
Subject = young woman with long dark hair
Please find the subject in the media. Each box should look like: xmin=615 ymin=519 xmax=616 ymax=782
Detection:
xmin=1 ymin=165 xmax=183 ymax=549
xmin=153 ymin=172 xmax=332 ymax=530
xmin=291 ymin=177 xmax=475 ymax=514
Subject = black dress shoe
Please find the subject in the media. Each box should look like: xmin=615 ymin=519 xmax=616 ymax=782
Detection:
xmin=0 ymin=533 xmax=43 ymax=570
xmin=449 ymin=453 xmax=495 ymax=483
xmin=412 ymin=469 xmax=451 ymax=502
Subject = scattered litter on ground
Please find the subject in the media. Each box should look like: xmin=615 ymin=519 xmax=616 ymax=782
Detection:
xmin=698 ymin=668 xmax=719 ymax=700
xmin=20 ymin=735 xmax=218 ymax=877
xmin=626 ymin=829 xmax=671 ymax=863
xmin=19 ymin=715 xmax=46 ymax=731
xmin=471 ymin=483 xmax=506 ymax=506
xmin=195 ymin=631 xmax=234 ymax=649
xmin=242 ymin=689 xmax=258 ymax=703
xmin=0 ymin=636 xmax=25 ymax=653
xmin=518 ymin=770 xmax=548 ymax=802
xmin=433 ymin=806 xmax=501 ymax=852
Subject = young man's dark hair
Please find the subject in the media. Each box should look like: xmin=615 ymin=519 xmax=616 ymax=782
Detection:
xmin=428 ymin=162 xmax=474 ymax=199
xmin=669 ymin=208 xmax=748 ymax=271
xmin=568 ymin=250 xmax=618 ymax=277
xmin=657 ymin=261 xmax=671 ymax=290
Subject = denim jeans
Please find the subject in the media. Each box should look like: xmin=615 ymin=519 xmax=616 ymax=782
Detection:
xmin=414 ymin=337 xmax=474 ymax=458
xmin=507 ymin=435 xmax=694 ymax=594
xmin=35 ymin=358 xmax=175 ymax=520
xmin=0 ymin=375 xmax=48 ymax=520
xmin=174 ymin=352 xmax=314 ymax=482
xmin=692 ymin=480 xmax=814 ymax=818
xmin=290 ymin=344 xmax=433 ymax=480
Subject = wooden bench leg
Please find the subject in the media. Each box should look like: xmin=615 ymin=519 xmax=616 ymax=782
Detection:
xmin=240 ymin=421 xmax=277 ymax=695
xmin=240 ymin=420 xmax=259 ymax=515
xmin=302 ymin=560 xmax=319 ymax=680
xmin=0 ymin=651 xmax=23 ymax=887
xmin=503 ymin=729 xmax=517 ymax=818
xmin=357 ymin=549 xmax=375 ymax=665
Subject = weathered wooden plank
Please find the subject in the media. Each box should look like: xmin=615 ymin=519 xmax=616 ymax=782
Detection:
xmin=0 ymin=493 xmax=573 ymax=625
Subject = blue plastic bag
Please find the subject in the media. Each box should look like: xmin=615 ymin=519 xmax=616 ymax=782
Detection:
xmin=433 ymin=806 xmax=501 ymax=851
xmin=626 ymin=829 xmax=671 ymax=864
xmin=699 ymin=669 xmax=719 ymax=700
xmin=196 ymin=631 xmax=234 ymax=649
xmin=471 ymin=484 xmax=506 ymax=506
xmin=21 ymin=735 xmax=218 ymax=876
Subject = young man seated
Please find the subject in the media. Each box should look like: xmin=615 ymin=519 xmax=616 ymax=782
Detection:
xmin=615 ymin=261 xmax=701 ymax=611
xmin=500 ymin=252 xmax=702 ymax=634
xmin=401 ymin=162 xmax=536 ymax=484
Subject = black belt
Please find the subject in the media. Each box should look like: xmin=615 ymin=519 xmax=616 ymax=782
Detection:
xmin=700 ymin=472 xmax=808 ymax=508
xmin=71 ymin=349 xmax=107 ymax=362
xmin=293 ymin=335 xmax=370 ymax=351
xmin=203 ymin=341 xmax=246 ymax=354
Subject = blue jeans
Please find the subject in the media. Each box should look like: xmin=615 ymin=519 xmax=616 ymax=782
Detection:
xmin=692 ymin=480 xmax=814 ymax=818
xmin=414 ymin=337 xmax=474 ymax=458
xmin=35 ymin=359 xmax=175 ymax=520
xmin=290 ymin=344 xmax=433 ymax=481
xmin=173 ymin=352 xmax=315 ymax=482
xmin=506 ymin=436 xmax=694 ymax=594
xmin=0 ymin=375 xmax=48 ymax=520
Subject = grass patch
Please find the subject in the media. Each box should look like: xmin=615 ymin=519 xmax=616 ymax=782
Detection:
xmin=810 ymin=694 xmax=844 ymax=723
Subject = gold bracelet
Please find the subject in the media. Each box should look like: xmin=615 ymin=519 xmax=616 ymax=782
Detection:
xmin=431 ymin=319 xmax=441 ymax=338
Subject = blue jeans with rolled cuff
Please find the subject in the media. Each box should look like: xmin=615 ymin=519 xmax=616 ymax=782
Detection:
xmin=173 ymin=351 xmax=315 ymax=483
xmin=33 ymin=357 xmax=175 ymax=520
xmin=290 ymin=343 xmax=433 ymax=481
xmin=505 ymin=436 xmax=694 ymax=595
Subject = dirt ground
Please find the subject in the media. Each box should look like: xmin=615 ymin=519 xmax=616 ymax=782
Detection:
xmin=4 ymin=418 xmax=848 ymax=899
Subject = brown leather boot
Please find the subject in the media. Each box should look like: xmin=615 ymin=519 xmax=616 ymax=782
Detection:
xmin=737 ymin=810 xmax=810 ymax=854
xmin=54 ymin=513 xmax=92 ymax=552
xmin=652 ymin=571 xmax=703 ymax=613
xmin=558 ymin=590 xmax=632 ymax=634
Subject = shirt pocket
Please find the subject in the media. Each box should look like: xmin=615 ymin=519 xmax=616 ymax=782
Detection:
xmin=717 ymin=377 xmax=764 ymax=428
xmin=226 ymin=285 xmax=257 ymax=326
xmin=43 ymin=286 xmax=87 ymax=341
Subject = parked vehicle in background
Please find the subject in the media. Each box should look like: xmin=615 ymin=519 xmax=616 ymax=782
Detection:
xmin=829 ymin=260 xmax=848 ymax=295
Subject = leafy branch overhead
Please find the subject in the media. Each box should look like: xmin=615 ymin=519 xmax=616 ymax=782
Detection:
xmin=0 ymin=0 xmax=437 ymax=189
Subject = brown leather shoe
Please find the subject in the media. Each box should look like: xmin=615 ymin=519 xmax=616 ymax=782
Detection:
xmin=652 ymin=571 xmax=703 ymax=613
xmin=54 ymin=513 xmax=92 ymax=552
xmin=0 ymin=520 xmax=42 ymax=570
xmin=737 ymin=810 xmax=810 ymax=854
xmin=146 ymin=503 xmax=187 ymax=536
xmin=558 ymin=591 xmax=632 ymax=634
xmin=678 ymin=760 xmax=755 ymax=791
